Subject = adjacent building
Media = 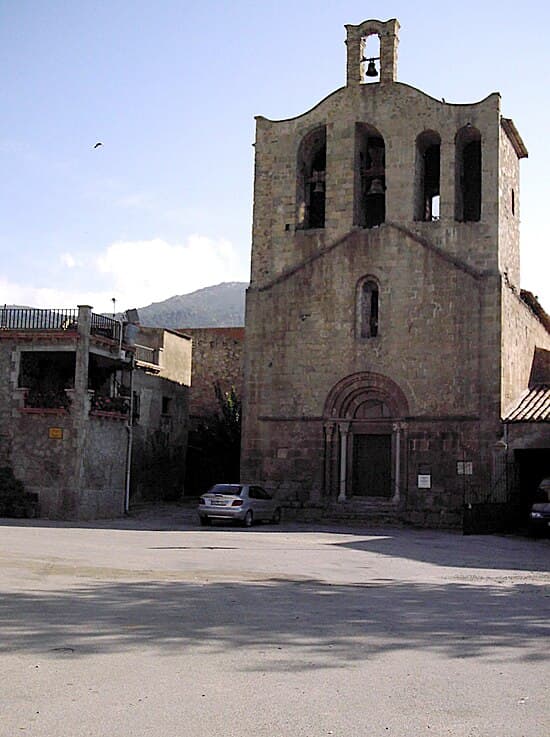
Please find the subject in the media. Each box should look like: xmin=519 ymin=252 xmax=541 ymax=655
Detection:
xmin=0 ymin=307 xmax=192 ymax=518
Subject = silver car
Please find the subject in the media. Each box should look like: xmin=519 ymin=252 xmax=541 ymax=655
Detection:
xmin=198 ymin=483 xmax=281 ymax=527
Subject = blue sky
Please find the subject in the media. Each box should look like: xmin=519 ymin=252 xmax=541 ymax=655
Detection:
xmin=1 ymin=0 xmax=548 ymax=313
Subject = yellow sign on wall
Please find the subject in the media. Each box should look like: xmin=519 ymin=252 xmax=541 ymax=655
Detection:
xmin=48 ymin=427 xmax=63 ymax=440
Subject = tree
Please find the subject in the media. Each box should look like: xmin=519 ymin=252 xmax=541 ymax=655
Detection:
xmin=185 ymin=383 xmax=241 ymax=495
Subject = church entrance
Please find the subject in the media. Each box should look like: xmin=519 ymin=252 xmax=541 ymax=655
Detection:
xmin=323 ymin=372 xmax=410 ymax=503
xmin=352 ymin=434 xmax=392 ymax=497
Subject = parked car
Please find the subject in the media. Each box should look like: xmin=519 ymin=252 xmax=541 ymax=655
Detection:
xmin=198 ymin=483 xmax=281 ymax=527
xmin=528 ymin=477 xmax=550 ymax=537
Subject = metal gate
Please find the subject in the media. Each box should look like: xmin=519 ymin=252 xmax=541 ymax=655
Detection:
xmin=463 ymin=457 xmax=519 ymax=534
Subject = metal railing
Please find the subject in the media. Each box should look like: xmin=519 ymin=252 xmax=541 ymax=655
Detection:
xmin=90 ymin=313 xmax=121 ymax=342
xmin=0 ymin=307 xmax=78 ymax=330
xmin=0 ymin=307 xmax=121 ymax=343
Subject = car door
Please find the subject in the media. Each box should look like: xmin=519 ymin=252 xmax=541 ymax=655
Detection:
xmin=254 ymin=486 xmax=274 ymax=520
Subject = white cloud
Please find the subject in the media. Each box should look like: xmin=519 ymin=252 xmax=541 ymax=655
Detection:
xmin=60 ymin=252 xmax=76 ymax=268
xmin=0 ymin=235 xmax=249 ymax=313
xmin=0 ymin=276 xmax=112 ymax=311
xmin=96 ymin=235 xmax=248 ymax=309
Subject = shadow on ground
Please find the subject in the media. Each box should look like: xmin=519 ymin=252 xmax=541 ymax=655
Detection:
xmin=1 ymin=575 xmax=548 ymax=669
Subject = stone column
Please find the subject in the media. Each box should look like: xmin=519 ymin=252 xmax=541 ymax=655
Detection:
xmin=338 ymin=422 xmax=350 ymax=501
xmin=71 ymin=305 xmax=92 ymax=514
xmin=323 ymin=422 xmax=336 ymax=498
xmin=439 ymin=137 xmax=455 ymax=221
xmin=379 ymin=23 xmax=400 ymax=84
xmin=392 ymin=422 xmax=403 ymax=503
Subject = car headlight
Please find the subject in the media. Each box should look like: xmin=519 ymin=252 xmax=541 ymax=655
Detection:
xmin=199 ymin=498 xmax=206 ymax=505
xmin=530 ymin=512 xmax=543 ymax=519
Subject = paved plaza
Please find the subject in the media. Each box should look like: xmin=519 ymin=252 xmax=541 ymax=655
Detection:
xmin=1 ymin=508 xmax=549 ymax=737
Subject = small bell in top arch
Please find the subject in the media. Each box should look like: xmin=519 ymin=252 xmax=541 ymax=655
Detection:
xmin=364 ymin=57 xmax=378 ymax=78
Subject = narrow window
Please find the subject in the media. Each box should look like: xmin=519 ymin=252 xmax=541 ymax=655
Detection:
xmin=355 ymin=123 xmax=386 ymax=228
xmin=455 ymin=125 xmax=481 ymax=222
xmin=162 ymin=396 xmax=171 ymax=415
xmin=296 ymin=126 xmax=326 ymax=229
xmin=359 ymin=278 xmax=379 ymax=338
xmin=511 ymin=189 xmax=515 ymax=216
xmin=414 ymin=131 xmax=441 ymax=221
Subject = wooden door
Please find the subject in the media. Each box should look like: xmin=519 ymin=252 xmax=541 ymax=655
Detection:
xmin=352 ymin=434 xmax=392 ymax=498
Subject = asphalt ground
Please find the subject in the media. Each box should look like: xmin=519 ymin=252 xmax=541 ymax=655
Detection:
xmin=1 ymin=505 xmax=549 ymax=737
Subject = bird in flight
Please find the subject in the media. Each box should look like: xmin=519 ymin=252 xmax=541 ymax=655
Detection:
xmin=93 ymin=142 xmax=103 ymax=149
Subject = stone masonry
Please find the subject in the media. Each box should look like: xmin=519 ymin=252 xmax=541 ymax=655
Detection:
xmin=241 ymin=18 xmax=550 ymax=528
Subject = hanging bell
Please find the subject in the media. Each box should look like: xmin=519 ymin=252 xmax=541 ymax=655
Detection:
xmin=365 ymin=58 xmax=378 ymax=78
xmin=366 ymin=178 xmax=385 ymax=196
xmin=310 ymin=170 xmax=325 ymax=193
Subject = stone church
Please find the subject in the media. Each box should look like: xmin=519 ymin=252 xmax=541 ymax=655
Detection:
xmin=241 ymin=19 xmax=550 ymax=527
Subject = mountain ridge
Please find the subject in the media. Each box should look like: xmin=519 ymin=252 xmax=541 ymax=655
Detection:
xmin=135 ymin=281 xmax=248 ymax=328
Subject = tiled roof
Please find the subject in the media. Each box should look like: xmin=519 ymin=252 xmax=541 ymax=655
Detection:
xmin=505 ymin=385 xmax=550 ymax=422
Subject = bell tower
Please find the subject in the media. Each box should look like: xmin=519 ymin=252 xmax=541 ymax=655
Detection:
xmin=345 ymin=18 xmax=400 ymax=85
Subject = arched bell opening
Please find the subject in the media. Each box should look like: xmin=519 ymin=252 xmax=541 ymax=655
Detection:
xmin=414 ymin=130 xmax=441 ymax=222
xmin=455 ymin=125 xmax=482 ymax=222
xmin=296 ymin=126 xmax=327 ymax=230
xmin=354 ymin=123 xmax=386 ymax=229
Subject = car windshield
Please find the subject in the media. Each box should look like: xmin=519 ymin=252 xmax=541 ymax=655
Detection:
xmin=208 ymin=484 xmax=243 ymax=496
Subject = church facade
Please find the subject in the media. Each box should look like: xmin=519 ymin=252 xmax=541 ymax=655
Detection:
xmin=241 ymin=19 xmax=550 ymax=527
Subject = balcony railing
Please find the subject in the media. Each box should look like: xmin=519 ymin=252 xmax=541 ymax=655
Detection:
xmin=90 ymin=394 xmax=129 ymax=415
xmin=0 ymin=307 xmax=78 ymax=331
xmin=134 ymin=343 xmax=159 ymax=365
xmin=24 ymin=388 xmax=72 ymax=411
xmin=0 ymin=307 xmax=121 ymax=343
xmin=90 ymin=313 xmax=122 ymax=342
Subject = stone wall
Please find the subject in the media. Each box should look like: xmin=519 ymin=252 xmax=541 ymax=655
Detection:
xmin=251 ymin=83 xmax=502 ymax=288
xmin=501 ymin=287 xmax=550 ymax=414
xmin=181 ymin=327 xmax=244 ymax=423
xmin=131 ymin=371 xmax=189 ymax=501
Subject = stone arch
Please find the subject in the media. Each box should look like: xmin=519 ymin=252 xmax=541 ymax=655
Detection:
xmin=296 ymin=125 xmax=327 ymax=230
xmin=324 ymin=371 xmax=409 ymax=420
xmin=455 ymin=125 xmax=482 ymax=222
xmin=355 ymin=123 xmax=386 ymax=228
xmin=414 ymin=129 xmax=441 ymax=221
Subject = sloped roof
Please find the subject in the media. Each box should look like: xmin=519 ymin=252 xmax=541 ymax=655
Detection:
xmin=505 ymin=385 xmax=550 ymax=422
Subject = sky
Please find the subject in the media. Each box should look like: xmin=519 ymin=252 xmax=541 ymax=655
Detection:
xmin=0 ymin=0 xmax=548 ymax=314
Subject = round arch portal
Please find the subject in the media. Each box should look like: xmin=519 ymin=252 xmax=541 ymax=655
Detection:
xmin=323 ymin=372 xmax=409 ymax=502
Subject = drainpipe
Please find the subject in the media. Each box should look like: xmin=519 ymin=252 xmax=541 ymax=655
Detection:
xmin=124 ymin=353 xmax=135 ymax=514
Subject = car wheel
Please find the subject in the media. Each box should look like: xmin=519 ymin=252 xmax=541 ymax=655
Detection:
xmin=199 ymin=516 xmax=211 ymax=527
xmin=271 ymin=508 xmax=282 ymax=525
xmin=243 ymin=510 xmax=253 ymax=528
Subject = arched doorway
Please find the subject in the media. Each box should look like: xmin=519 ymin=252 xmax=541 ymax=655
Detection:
xmin=323 ymin=372 xmax=409 ymax=502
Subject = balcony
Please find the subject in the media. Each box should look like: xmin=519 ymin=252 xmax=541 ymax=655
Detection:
xmin=90 ymin=393 xmax=130 ymax=417
xmin=0 ymin=307 xmax=122 ymax=343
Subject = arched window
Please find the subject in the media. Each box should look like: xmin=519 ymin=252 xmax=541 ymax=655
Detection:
xmin=296 ymin=126 xmax=326 ymax=229
xmin=357 ymin=277 xmax=379 ymax=338
xmin=414 ymin=130 xmax=441 ymax=221
xmin=455 ymin=125 xmax=481 ymax=222
xmin=355 ymin=123 xmax=386 ymax=228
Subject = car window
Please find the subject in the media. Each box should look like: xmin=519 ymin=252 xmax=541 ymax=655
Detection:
xmin=248 ymin=487 xmax=259 ymax=500
xmin=209 ymin=484 xmax=242 ymax=496
xmin=256 ymin=487 xmax=272 ymax=500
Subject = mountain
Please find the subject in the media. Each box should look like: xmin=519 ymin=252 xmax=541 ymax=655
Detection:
xmin=135 ymin=282 xmax=248 ymax=328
